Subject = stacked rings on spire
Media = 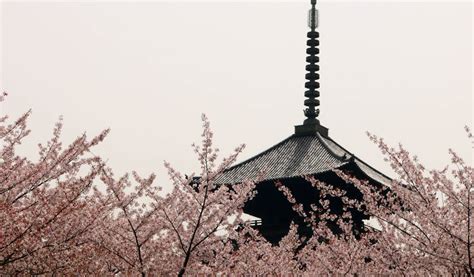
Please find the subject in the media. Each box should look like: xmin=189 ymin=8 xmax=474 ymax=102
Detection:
xmin=303 ymin=30 xmax=320 ymax=125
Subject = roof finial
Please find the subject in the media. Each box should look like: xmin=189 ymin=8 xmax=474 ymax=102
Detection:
xmin=295 ymin=0 xmax=328 ymax=137
xmin=303 ymin=0 xmax=320 ymax=126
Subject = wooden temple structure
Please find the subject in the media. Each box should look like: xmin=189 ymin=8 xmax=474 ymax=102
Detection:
xmin=215 ymin=0 xmax=391 ymax=244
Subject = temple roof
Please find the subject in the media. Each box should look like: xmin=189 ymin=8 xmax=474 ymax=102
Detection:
xmin=215 ymin=133 xmax=391 ymax=185
xmin=214 ymin=1 xmax=390 ymax=187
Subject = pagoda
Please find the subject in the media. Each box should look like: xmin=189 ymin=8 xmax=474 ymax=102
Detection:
xmin=216 ymin=0 xmax=391 ymax=244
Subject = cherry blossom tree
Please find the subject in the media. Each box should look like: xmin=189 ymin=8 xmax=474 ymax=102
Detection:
xmin=331 ymin=129 xmax=474 ymax=275
xmin=92 ymin=169 xmax=161 ymax=276
xmin=2 ymin=90 xmax=472 ymax=275
xmin=0 ymin=93 xmax=110 ymax=275
xmin=92 ymin=114 xmax=256 ymax=276
xmin=0 ymin=97 xmax=256 ymax=275
xmin=208 ymin=223 xmax=302 ymax=275
xmin=157 ymin=114 xmax=256 ymax=276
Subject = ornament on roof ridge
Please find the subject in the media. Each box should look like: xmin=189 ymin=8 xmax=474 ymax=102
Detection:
xmin=295 ymin=0 xmax=328 ymax=137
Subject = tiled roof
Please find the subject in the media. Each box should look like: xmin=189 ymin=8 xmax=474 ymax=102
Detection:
xmin=215 ymin=133 xmax=391 ymax=185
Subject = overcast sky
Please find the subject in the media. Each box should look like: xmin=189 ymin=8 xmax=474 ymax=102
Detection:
xmin=1 ymin=1 xmax=472 ymax=191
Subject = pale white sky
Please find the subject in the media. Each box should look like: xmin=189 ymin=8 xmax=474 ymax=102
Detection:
xmin=1 ymin=1 xmax=472 ymax=190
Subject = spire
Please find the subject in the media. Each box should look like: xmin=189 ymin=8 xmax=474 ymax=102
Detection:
xmin=304 ymin=0 xmax=320 ymax=125
xmin=295 ymin=0 xmax=328 ymax=137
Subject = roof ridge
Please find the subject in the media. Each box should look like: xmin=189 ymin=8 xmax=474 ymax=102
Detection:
xmin=315 ymin=133 xmax=349 ymax=162
xmin=325 ymin=136 xmax=393 ymax=181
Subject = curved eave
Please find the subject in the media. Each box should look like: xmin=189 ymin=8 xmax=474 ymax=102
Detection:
xmin=322 ymin=135 xmax=393 ymax=186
